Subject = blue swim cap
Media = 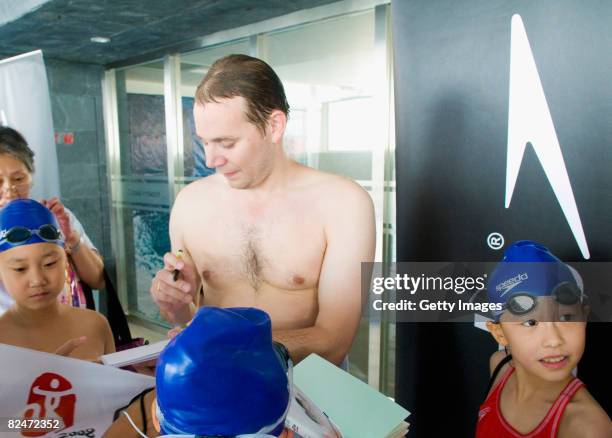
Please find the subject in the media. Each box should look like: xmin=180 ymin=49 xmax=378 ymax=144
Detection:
xmin=0 ymin=199 xmax=63 ymax=253
xmin=156 ymin=307 xmax=290 ymax=436
xmin=487 ymin=241 xmax=580 ymax=320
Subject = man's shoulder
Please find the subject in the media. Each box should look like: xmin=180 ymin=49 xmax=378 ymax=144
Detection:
xmin=297 ymin=166 xmax=372 ymax=206
xmin=173 ymin=174 xmax=225 ymax=212
xmin=561 ymin=387 xmax=612 ymax=437
xmin=295 ymin=167 xmax=374 ymax=238
xmin=177 ymin=174 xmax=224 ymax=197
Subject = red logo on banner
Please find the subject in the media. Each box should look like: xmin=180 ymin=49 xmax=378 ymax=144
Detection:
xmin=21 ymin=372 xmax=76 ymax=436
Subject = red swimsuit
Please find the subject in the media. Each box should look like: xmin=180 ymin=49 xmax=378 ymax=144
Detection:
xmin=476 ymin=366 xmax=584 ymax=438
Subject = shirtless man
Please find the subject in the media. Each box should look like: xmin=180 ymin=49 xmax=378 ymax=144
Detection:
xmin=150 ymin=54 xmax=375 ymax=365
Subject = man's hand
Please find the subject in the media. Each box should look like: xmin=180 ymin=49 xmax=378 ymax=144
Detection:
xmin=54 ymin=336 xmax=87 ymax=357
xmin=150 ymin=251 xmax=198 ymax=325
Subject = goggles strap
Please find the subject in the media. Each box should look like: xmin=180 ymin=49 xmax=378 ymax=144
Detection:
xmin=121 ymin=410 xmax=150 ymax=438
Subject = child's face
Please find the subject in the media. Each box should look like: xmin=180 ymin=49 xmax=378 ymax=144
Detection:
xmin=0 ymin=243 xmax=66 ymax=310
xmin=491 ymin=317 xmax=586 ymax=382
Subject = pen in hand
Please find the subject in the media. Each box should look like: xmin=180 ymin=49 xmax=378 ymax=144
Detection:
xmin=172 ymin=249 xmax=187 ymax=329
xmin=172 ymin=249 xmax=183 ymax=281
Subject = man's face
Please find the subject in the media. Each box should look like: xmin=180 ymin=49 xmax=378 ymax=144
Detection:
xmin=498 ymin=316 xmax=586 ymax=383
xmin=194 ymin=97 xmax=275 ymax=189
xmin=0 ymin=243 xmax=66 ymax=310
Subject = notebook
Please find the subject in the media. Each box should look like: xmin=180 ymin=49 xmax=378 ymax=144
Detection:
xmin=293 ymin=354 xmax=410 ymax=438
xmin=100 ymin=339 xmax=170 ymax=367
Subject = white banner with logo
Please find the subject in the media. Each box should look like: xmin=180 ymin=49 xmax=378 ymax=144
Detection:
xmin=0 ymin=344 xmax=154 ymax=438
xmin=0 ymin=50 xmax=60 ymax=200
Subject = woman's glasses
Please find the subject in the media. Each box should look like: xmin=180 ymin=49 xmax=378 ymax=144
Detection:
xmin=0 ymin=180 xmax=30 ymax=197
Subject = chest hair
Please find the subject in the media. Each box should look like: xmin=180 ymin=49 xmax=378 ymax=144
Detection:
xmin=242 ymin=226 xmax=264 ymax=291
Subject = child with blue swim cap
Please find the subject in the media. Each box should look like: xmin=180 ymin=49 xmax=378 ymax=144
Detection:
xmin=114 ymin=306 xmax=294 ymax=438
xmin=476 ymin=241 xmax=611 ymax=437
xmin=0 ymin=199 xmax=114 ymax=361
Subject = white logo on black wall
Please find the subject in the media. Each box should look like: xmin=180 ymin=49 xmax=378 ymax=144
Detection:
xmin=506 ymin=14 xmax=590 ymax=259
xmin=487 ymin=232 xmax=504 ymax=250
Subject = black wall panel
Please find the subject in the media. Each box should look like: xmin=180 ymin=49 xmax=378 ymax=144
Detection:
xmin=392 ymin=1 xmax=611 ymax=436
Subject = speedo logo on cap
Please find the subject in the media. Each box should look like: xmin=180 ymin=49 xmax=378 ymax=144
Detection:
xmin=496 ymin=273 xmax=529 ymax=297
xmin=0 ymin=229 xmax=8 ymax=240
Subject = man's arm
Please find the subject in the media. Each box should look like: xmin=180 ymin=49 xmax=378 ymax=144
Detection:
xmin=274 ymin=181 xmax=375 ymax=365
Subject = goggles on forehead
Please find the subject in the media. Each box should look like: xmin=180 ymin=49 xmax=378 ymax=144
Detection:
xmin=501 ymin=281 xmax=586 ymax=320
xmin=154 ymin=401 xmax=288 ymax=438
xmin=0 ymin=225 xmax=62 ymax=245
xmin=124 ymin=342 xmax=293 ymax=438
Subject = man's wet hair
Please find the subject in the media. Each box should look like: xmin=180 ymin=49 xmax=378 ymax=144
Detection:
xmin=195 ymin=54 xmax=290 ymax=134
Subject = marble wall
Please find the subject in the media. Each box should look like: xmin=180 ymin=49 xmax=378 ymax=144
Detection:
xmin=45 ymin=58 xmax=113 ymax=275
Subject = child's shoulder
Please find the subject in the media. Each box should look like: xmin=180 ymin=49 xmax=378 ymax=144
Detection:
xmin=0 ymin=309 xmax=10 ymax=324
xmin=0 ymin=308 xmax=27 ymax=338
xmin=0 ymin=311 xmax=13 ymax=340
xmin=63 ymin=307 xmax=115 ymax=355
xmin=560 ymin=386 xmax=612 ymax=438
xmin=64 ymin=307 xmax=111 ymax=330
xmin=65 ymin=306 xmax=102 ymax=318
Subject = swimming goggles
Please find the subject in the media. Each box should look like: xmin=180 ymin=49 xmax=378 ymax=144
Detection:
xmin=503 ymin=281 xmax=585 ymax=316
xmin=0 ymin=225 xmax=62 ymax=245
xmin=494 ymin=282 xmax=587 ymax=322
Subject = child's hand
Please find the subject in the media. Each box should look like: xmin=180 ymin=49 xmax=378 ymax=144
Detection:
xmin=54 ymin=336 xmax=87 ymax=356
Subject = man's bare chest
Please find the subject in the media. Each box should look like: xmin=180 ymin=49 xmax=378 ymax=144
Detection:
xmin=184 ymin=206 xmax=326 ymax=291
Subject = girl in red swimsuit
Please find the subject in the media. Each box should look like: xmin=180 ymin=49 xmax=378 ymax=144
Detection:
xmin=476 ymin=241 xmax=611 ymax=438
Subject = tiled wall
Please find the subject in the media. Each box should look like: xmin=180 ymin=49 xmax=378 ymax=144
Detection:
xmin=45 ymin=58 xmax=113 ymax=274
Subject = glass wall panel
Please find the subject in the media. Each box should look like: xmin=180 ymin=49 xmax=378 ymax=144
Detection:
xmin=262 ymin=10 xmax=377 ymax=182
xmin=114 ymin=60 xmax=171 ymax=324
